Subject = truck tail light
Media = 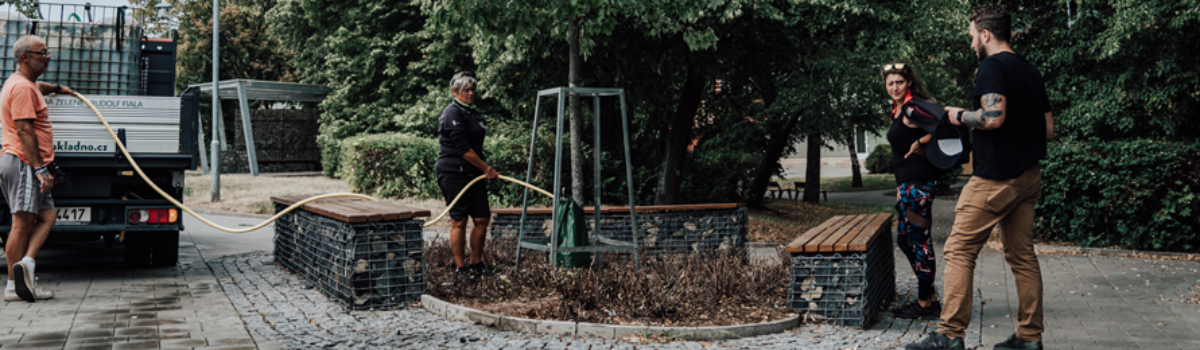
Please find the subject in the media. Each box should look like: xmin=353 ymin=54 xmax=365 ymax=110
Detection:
xmin=129 ymin=208 xmax=178 ymax=224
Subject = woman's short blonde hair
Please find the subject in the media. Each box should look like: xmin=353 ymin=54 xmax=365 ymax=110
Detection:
xmin=450 ymin=72 xmax=477 ymax=93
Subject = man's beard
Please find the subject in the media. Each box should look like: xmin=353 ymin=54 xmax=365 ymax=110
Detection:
xmin=976 ymin=45 xmax=989 ymax=62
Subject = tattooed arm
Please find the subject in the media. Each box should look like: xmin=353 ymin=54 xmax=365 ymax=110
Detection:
xmin=945 ymin=93 xmax=1007 ymax=130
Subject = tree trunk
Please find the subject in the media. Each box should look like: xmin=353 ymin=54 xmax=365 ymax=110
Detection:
xmin=568 ymin=18 xmax=585 ymax=205
xmin=745 ymin=112 xmax=801 ymax=208
xmin=844 ymin=116 xmax=863 ymax=188
xmin=802 ymin=135 xmax=821 ymax=203
xmin=654 ymin=67 xmax=705 ymax=205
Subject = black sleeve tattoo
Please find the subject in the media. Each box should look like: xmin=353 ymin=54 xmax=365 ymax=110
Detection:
xmin=982 ymin=93 xmax=1003 ymax=108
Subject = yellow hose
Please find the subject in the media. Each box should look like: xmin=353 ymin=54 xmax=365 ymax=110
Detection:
xmin=73 ymin=93 xmax=553 ymax=232
xmin=425 ymin=174 xmax=554 ymax=227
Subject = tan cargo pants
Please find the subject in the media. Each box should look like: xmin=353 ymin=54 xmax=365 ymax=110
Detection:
xmin=938 ymin=165 xmax=1044 ymax=342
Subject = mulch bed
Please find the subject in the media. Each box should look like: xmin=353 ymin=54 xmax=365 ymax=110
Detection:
xmin=426 ymin=239 xmax=796 ymax=327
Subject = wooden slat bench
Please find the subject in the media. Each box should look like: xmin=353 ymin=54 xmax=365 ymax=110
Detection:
xmin=270 ymin=194 xmax=432 ymax=310
xmin=792 ymin=181 xmax=828 ymax=202
xmin=785 ymin=213 xmax=895 ymax=328
xmin=768 ymin=181 xmax=794 ymax=199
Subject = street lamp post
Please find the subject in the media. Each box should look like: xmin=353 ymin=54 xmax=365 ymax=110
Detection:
xmin=210 ymin=0 xmax=221 ymax=201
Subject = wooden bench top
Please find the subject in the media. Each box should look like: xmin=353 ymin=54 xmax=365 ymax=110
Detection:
xmin=784 ymin=213 xmax=893 ymax=253
xmin=490 ymin=203 xmax=744 ymax=215
xmin=271 ymin=194 xmax=432 ymax=223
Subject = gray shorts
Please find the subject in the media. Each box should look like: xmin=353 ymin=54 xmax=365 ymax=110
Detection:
xmin=0 ymin=153 xmax=54 ymax=214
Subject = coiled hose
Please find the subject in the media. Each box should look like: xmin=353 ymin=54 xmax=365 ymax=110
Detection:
xmin=73 ymin=93 xmax=553 ymax=232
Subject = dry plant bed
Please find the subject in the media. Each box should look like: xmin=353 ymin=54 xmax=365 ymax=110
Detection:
xmin=427 ymin=239 xmax=794 ymax=327
xmin=748 ymin=199 xmax=891 ymax=243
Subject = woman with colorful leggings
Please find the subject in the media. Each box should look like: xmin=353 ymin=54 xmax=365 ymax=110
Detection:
xmin=882 ymin=60 xmax=944 ymax=319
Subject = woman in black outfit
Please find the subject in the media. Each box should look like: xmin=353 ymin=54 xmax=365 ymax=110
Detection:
xmin=883 ymin=61 xmax=944 ymax=319
xmin=436 ymin=72 xmax=500 ymax=282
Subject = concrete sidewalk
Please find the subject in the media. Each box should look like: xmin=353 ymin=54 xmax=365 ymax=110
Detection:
xmin=819 ymin=187 xmax=1200 ymax=349
xmin=3 ymin=197 xmax=1198 ymax=349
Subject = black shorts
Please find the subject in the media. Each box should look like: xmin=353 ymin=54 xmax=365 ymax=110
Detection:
xmin=437 ymin=172 xmax=490 ymax=220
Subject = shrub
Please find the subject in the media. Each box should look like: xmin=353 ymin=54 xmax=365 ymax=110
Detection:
xmin=865 ymin=144 xmax=892 ymax=174
xmin=334 ymin=132 xmax=558 ymax=207
xmin=337 ymin=133 xmax=440 ymax=199
xmin=1037 ymin=140 xmax=1200 ymax=251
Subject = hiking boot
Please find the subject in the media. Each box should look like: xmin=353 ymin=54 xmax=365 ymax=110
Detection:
xmin=892 ymin=300 xmax=942 ymax=319
xmin=905 ymin=332 xmax=964 ymax=350
xmin=994 ymin=334 xmax=1043 ymax=350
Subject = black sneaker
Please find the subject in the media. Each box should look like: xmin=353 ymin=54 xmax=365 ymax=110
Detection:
xmin=453 ymin=267 xmax=473 ymax=284
xmin=994 ymin=334 xmax=1043 ymax=350
xmin=892 ymin=300 xmax=942 ymax=319
xmin=468 ymin=263 xmax=494 ymax=277
xmin=905 ymin=332 xmax=964 ymax=350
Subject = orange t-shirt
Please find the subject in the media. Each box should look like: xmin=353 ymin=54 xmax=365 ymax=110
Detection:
xmin=0 ymin=74 xmax=54 ymax=164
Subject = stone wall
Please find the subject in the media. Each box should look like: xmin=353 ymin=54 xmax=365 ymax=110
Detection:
xmin=220 ymin=109 xmax=322 ymax=173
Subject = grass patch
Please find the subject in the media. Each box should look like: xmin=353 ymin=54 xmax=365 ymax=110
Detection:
xmin=780 ymin=173 xmax=895 ymax=192
xmin=748 ymin=199 xmax=893 ymax=243
xmin=183 ymin=171 xmax=447 ymax=215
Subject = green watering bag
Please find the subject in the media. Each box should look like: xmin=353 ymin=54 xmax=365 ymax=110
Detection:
xmin=554 ymin=197 xmax=592 ymax=268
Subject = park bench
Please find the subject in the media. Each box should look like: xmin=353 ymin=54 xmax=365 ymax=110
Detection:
xmin=271 ymin=194 xmax=431 ymax=310
xmin=767 ymin=181 xmax=793 ymax=199
xmin=793 ymin=181 xmax=828 ymax=202
xmin=785 ymin=213 xmax=894 ymax=328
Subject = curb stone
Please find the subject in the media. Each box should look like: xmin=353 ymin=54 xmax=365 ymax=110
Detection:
xmin=420 ymin=294 xmax=800 ymax=340
xmin=1034 ymin=244 xmax=1200 ymax=259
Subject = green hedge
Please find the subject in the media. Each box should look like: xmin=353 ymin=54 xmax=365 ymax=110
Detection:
xmin=337 ymin=133 xmax=441 ymax=199
xmin=334 ymin=132 xmax=557 ymax=208
xmin=866 ymin=144 xmax=892 ymax=174
xmin=1037 ymin=140 xmax=1200 ymax=250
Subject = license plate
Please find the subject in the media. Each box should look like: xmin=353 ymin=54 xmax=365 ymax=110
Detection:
xmin=55 ymin=207 xmax=91 ymax=223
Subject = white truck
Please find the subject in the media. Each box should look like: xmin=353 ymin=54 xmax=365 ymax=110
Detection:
xmin=1 ymin=3 xmax=199 ymax=266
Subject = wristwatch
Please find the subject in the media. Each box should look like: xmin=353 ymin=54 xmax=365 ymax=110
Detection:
xmin=956 ymin=110 xmax=964 ymax=124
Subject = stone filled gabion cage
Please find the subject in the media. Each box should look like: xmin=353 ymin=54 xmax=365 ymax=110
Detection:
xmin=274 ymin=204 xmax=426 ymax=310
xmin=789 ymin=231 xmax=895 ymax=328
xmin=490 ymin=207 xmax=749 ymax=255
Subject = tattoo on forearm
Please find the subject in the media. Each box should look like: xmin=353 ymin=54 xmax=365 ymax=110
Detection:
xmin=982 ymin=93 xmax=1003 ymax=108
xmin=982 ymin=110 xmax=1002 ymax=122
xmin=963 ymin=110 xmax=987 ymax=129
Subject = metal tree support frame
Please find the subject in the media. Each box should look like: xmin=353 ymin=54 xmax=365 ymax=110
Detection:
xmin=514 ymin=87 xmax=640 ymax=271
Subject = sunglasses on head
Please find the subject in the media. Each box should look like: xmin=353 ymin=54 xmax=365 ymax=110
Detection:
xmin=883 ymin=63 xmax=906 ymax=71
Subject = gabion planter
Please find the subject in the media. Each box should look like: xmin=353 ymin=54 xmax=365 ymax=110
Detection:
xmin=788 ymin=227 xmax=895 ymax=328
xmin=274 ymin=204 xmax=426 ymax=310
xmin=490 ymin=206 xmax=748 ymax=255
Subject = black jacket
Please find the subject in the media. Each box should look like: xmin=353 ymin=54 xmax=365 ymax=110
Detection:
xmin=436 ymin=101 xmax=487 ymax=176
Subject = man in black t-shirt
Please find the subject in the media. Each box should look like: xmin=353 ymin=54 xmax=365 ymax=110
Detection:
xmin=907 ymin=6 xmax=1054 ymax=350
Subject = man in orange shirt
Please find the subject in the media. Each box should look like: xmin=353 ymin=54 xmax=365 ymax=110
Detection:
xmin=2 ymin=35 xmax=74 ymax=302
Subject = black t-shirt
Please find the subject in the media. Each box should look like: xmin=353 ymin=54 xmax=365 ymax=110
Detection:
xmin=970 ymin=52 xmax=1052 ymax=180
xmin=887 ymin=111 xmax=944 ymax=184
xmin=436 ymin=102 xmax=487 ymax=176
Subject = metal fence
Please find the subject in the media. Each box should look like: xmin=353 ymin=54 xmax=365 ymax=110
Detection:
xmin=490 ymin=207 xmax=748 ymax=255
xmin=1 ymin=3 xmax=145 ymax=95
xmin=274 ymin=204 xmax=427 ymax=310
xmin=788 ymin=230 xmax=895 ymax=328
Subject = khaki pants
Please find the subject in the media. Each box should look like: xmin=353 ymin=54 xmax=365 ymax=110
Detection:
xmin=938 ymin=165 xmax=1044 ymax=342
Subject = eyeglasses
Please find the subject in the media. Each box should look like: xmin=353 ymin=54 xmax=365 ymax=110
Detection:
xmin=24 ymin=50 xmax=49 ymax=57
xmin=883 ymin=63 xmax=906 ymax=71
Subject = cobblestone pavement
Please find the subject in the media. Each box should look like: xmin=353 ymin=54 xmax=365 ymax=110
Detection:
xmin=207 ymin=251 xmax=978 ymax=350
xmin=0 ymin=237 xmax=273 ymax=350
